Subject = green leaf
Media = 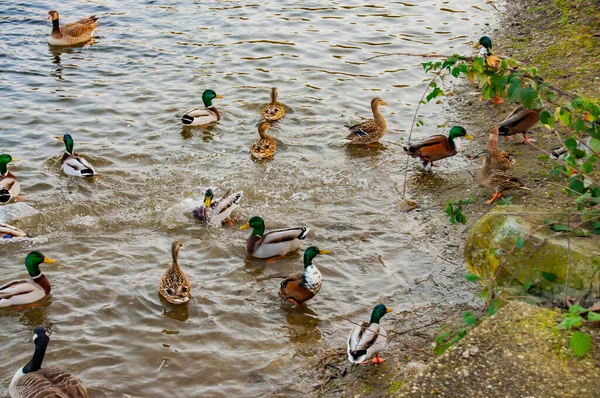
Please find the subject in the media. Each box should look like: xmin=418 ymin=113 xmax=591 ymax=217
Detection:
xmin=507 ymin=83 xmax=521 ymax=102
xmin=515 ymin=236 xmax=525 ymax=249
xmin=464 ymin=272 xmax=481 ymax=282
xmin=541 ymin=272 xmax=557 ymax=282
xmin=556 ymin=315 xmax=583 ymax=330
xmin=587 ymin=312 xmax=600 ymax=322
xmin=520 ymin=87 xmax=537 ymax=109
xmin=486 ymin=300 xmax=500 ymax=317
xmin=568 ymin=304 xmax=586 ymax=314
xmin=462 ymin=311 xmax=477 ymax=326
xmin=580 ymin=162 xmax=593 ymax=174
xmin=539 ymin=110 xmax=555 ymax=129
xmin=570 ymin=331 xmax=592 ymax=357
xmin=523 ymin=281 xmax=535 ymax=292
xmin=589 ymin=138 xmax=600 ymax=153
xmin=565 ymin=137 xmax=578 ymax=152
xmin=550 ymin=223 xmax=572 ymax=232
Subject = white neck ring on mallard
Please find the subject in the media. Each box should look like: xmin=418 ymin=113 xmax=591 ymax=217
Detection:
xmin=478 ymin=47 xmax=490 ymax=58
xmin=302 ymin=264 xmax=322 ymax=292
xmin=452 ymin=137 xmax=464 ymax=152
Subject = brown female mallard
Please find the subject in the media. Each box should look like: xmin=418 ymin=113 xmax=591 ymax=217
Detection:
xmin=404 ymin=126 xmax=473 ymax=168
xmin=262 ymin=87 xmax=285 ymax=122
xmin=498 ymin=105 xmax=542 ymax=143
xmin=279 ymin=246 xmax=330 ymax=307
xmin=485 ymin=126 xmax=514 ymax=171
xmin=46 ymin=10 xmax=98 ymax=46
xmin=250 ymin=121 xmax=276 ymax=159
xmin=345 ymin=97 xmax=387 ymax=145
xmin=158 ymin=241 xmax=191 ymax=305
xmin=9 ymin=327 xmax=88 ymax=398
xmin=477 ymin=150 xmax=529 ymax=204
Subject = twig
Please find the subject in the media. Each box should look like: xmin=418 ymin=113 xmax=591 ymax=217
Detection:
xmin=363 ymin=52 xmax=472 ymax=62
xmin=157 ymin=355 xmax=170 ymax=373
xmin=393 ymin=318 xmax=445 ymax=336
xmin=342 ymin=317 xmax=434 ymax=357
xmin=564 ymin=218 xmax=572 ymax=308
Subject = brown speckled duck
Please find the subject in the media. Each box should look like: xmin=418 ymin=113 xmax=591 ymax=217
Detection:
xmin=46 ymin=10 xmax=98 ymax=46
xmin=477 ymin=150 xmax=529 ymax=204
xmin=262 ymin=87 xmax=285 ymax=122
xmin=158 ymin=242 xmax=191 ymax=305
xmin=279 ymin=246 xmax=330 ymax=307
xmin=498 ymin=105 xmax=542 ymax=143
xmin=485 ymin=126 xmax=514 ymax=171
xmin=9 ymin=327 xmax=88 ymax=398
xmin=345 ymin=97 xmax=387 ymax=145
xmin=250 ymin=121 xmax=276 ymax=159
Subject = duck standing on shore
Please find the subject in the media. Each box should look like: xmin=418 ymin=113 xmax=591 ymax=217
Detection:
xmin=403 ymin=126 xmax=473 ymax=168
xmin=498 ymin=105 xmax=542 ymax=143
xmin=347 ymin=304 xmax=393 ymax=364
xmin=484 ymin=126 xmax=514 ymax=171
xmin=477 ymin=150 xmax=529 ymax=204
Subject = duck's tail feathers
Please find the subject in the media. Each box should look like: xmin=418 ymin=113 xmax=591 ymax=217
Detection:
xmin=232 ymin=191 xmax=243 ymax=205
xmin=81 ymin=169 xmax=96 ymax=177
xmin=0 ymin=189 xmax=10 ymax=203
xmin=349 ymin=350 xmax=367 ymax=361
xmin=182 ymin=115 xmax=194 ymax=125
xmin=298 ymin=227 xmax=309 ymax=240
xmin=498 ymin=125 xmax=510 ymax=135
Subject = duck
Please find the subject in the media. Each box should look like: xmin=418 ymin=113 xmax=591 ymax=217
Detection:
xmin=158 ymin=241 xmax=191 ymax=305
xmin=192 ymin=189 xmax=243 ymax=226
xmin=484 ymin=126 xmax=514 ymax=171
xmin=240 ymin=216 xmax=309 ymax=261
xmin=262 ymin=87 xmax=285 ymax=122
xmin=250 ymin=121 xmax=276 ymax=159
xmin=46 ymin=10 xmax=98 ymax=46
xmin=403 ymin=126 xmax=473 ymax=168
xmin=9 ymin=327 xmax=88 ymax=398
xmin=345 ymin=97 xmax=387 ymax=145
xmin=498 ymin=105 xmax=542 ymax=143
xmin=0 ymin=252 xmax=55 ymax=307
xmin=58 ymin=134 xmax=98 ymax=178
xmin=475 ymin=36 xmax=504 ymax=104
xmin=279 ymin=246 xmax=330 ymax=307
xmin=0 ymin=154 xmax=21 ymax=203
xmin=181 ymin=90 xmax=223 ymax=127
xmin=347 ymin=304 xmax=393 ymax=364
xmin=477 ymin=150 xmax=529 ymax=204
xmin=1 ymin=223 xmax=27 ymax=239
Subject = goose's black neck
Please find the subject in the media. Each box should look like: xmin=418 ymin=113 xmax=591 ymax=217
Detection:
xmin=52 ymin=19 xmax=60 ymax=35
xmin=23 ymin=338 xmax=48 ymax=374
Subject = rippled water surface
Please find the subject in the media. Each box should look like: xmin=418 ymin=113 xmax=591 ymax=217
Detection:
xmin=1 ymin=1 xmax=495 ymax=396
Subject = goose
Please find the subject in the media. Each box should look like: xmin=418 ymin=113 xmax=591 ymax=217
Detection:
xmin=46 ymin=10 xmax=98 ymax=46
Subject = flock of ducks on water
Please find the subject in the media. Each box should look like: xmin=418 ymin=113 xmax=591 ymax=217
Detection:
xmin=0 ymin=11 xmax=547 ymax=397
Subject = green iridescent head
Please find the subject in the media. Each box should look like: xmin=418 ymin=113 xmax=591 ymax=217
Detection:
xmin=448 ymin=126 xmax=473 ymax=140
xmin=303 ymin=246 xmax=330 ymax=268
xmin=479 ymin=36 xmax=493 ymax=49
xmin=370 ymin=304 xmax=392 ymax=323
xmin=202 ymin=90 xmax=223 ymax=108
xmin=240 ymin=216 xmax=265 ymax=236
xmin=24 ymin=251 xmax=56 ymax=277
xmin=0 ymin=154 xmax=14 ymax=175
xmin=63 ymin=134 xmax=74 ymax=155
xmin=204 ymin=189 xmax=214 ymax=207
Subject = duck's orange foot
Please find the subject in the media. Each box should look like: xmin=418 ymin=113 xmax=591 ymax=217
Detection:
xmin=520 ymin=134 xmax=536 ymax=143
xmin=266 ymin=255 xmax=286 ymax=264
xmin=371 ymin=354 xmax=386 ymax=364
xmin=492 ymin=95 xmax=505 ymax=105
xmin=226 ymin=218 xmax=234 ymax=227
xmin=359 ymin=360 xmax=369 ymax=365
xmin=504 ymin=136 xmax=514 ymax=141
xmin=485 ymin=193 xmax=502 ymax=205
xmin=286 ymin=298 xmax=302 ymax=308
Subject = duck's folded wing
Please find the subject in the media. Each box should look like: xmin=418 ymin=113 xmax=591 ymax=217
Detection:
xmin=0 ymin=280 xmax=35 ymax=299
xmin=348 ymin=322 xmax=380 ymax=352
xmin=184 ymin=108 xmax=212 ymax=118
xmin=0 ymin=223 xmax=27 ymax=237
xmin=214 ymin=191 xmax=243 ymax=214
xmin=262 ymin=227 xmax=309 ymax=244
xmin=500 ymin=106 xmax=529 ymax=128
xmin=63 ymin=157 xmax=94 ymax=172
xmin=61 ymin=17 xmax=98 ymax=37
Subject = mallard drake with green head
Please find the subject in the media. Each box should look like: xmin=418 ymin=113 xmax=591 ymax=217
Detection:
xmin=345 ymin=97 xmax=387 ymax=145
xmin=250 ymin=121 xmax=276 ymax=159
xmin=9 ymin=327 xmax=88 ymax=398
xmin=477 ymin=150 xmax=529 ymax=204
xmin=476 ymin=36 xmax=504 ymax=104
xmin=0 ymin=154 xmax=20 ymax=203
xmin=262 ymin=87 xmax=285 ymax=122
xmin=0 ymin=252 xmax=55 ymax=307
xmin=182 ymin=89 xmax=223 ymax=127
xmin=279 ymin=246 xmax=330 ymax=307
xmin=347 ymin=304 xmax=393 ymax=364
xmin=58 ymin=134 xmax=98 ymax=177
xmin=1 ymin=223 xmax=27 ymax=239
xmin=158 ymin=241 xmax=191 ymax=305
xmin=240 ymin=216 xmax=309 ymax=261
xmin=499 ymin=105 xmax=542 ymax=143
xmin=403 ymin=126 xmax=473 ymax=168
xmin=192 ymin=189 xmax=243 ymax=226
xmin=485 ymin=126 xmax=514 ymax=171
xmin=46 ymin=10 xmax=98 ymax=46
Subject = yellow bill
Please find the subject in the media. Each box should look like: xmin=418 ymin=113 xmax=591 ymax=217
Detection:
xmin=239 ymin=222 xmax=250 ymax=231
xmin=465 ymin=133 xmax=474 ymax=140
xmin=215 ymin=94 xmax=224 ymax=98
xmin=319 ymin=250 xmax=331 ymax=255
xmin=386 ymin=308 xmax=393 ymax=313
xmin=204 ymin=197 xmax=212 ymax=207
xmin=43 ymin=257 xmax=56 ymax=264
